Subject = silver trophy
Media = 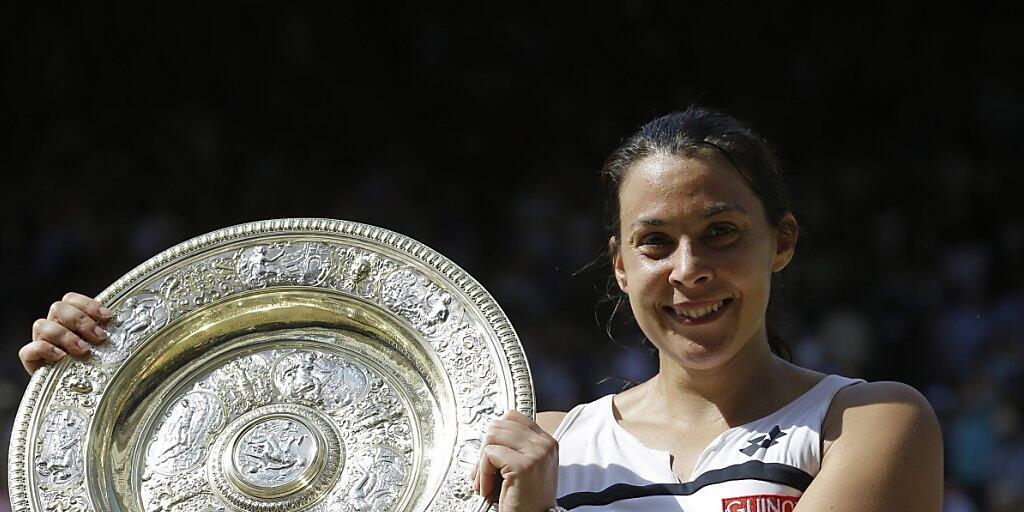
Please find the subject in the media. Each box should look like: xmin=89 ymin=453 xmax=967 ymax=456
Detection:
xmin=9 ymin=219 xmax=533 ymax=512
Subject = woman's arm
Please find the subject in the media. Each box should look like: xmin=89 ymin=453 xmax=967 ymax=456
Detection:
xmin=795 ymin=381 xmax=943 ymax=511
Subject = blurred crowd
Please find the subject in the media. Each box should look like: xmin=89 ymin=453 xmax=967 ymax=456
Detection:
xmin=3 ymin=3 xmax=1022 ymax=511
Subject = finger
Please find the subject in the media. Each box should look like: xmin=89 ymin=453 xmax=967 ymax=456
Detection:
xmin=19 ymin=339 xmax=67 ymax=375
xmin=477 ymin=444 xmax=523 ymax=500
xmin=491 ymin=418 xmax=556 ymax=447
xmin=500 ymin=409 xmax=545 ymax=434
xmin=61 ymin=292 xmax=112 ymax=321
xmin=33 ymin=319 xmax=92 ymax=356
xmin=47 ymin=301 xmax=109 ymax=345
xmin=484 ymin=427 xmax=542 ymax=456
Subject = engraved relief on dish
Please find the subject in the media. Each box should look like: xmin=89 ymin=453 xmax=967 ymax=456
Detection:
xmin=10 ymin=218 xmax=533 ymax=512
xmin=139 ymin=345 xmax=416 ymax=512
xmin=272 ymin=351 xmax=369 ymax=410
xmin=35 ymin=409 xmax=88 ymax=488
xmin=145 ymin=391 xmax=226 ymax=474
xmin=52 ymin=365 xmax=111 ymax=410
xmin=326 ymin=445 xmax=410 ymax=512
xmin=235 ymin=243 xmax=334 ymax=289
xmin=379 ymin=268 xmax=464 ymax=340
xmin=193 ymin=353 xmax=275 ymax=419
xmin=205 ymin=402 xmax=344 ymax=512
xmin=232 ymin=417 xmax=319 ymax=488
xmin=333 ymin=248 xmax=398 ymax=300
xmin=90 ymin=294 xmax=169 ymax=365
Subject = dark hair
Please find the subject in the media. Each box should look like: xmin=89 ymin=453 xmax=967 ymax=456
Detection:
xmin=601 ymin=105 xmax=796 ymax=362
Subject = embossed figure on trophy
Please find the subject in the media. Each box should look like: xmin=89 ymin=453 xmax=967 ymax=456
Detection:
xmin=351 ymin=253 xmax=374 ymax=283
xmin=148 ymin=393 xmax=223 ymax=473
xmin=381 ymin=270 xmax=457 ymax=336
xmin=347 ymin=447 xmax=407 ymax=512
xmin=36 ymin=410 xmax=86 ymax=486
xmin=291 ymin=242 xmax=332 ymax=285
xmin=116 ymin=296 xmax=164 ymax=342
xmin=276 ymin=352 xmax=324 ymax=402
xmin=237 ymin=243 xmax=332 ymax=288
xmin=200 ymin=354 xmax=274 ymax=416
xmin=461 ymin=374 xmax=499 ymax=424
xmin=274 ymin=351 xmax=368 ymax=409
xmin=424 ymin=290 xmax=452 ymax=327
xmin=93 ymin=295 xmax=169 ymax=364
xmin=237 ymin=245 xmax=285 ymax=287
xmin=342 ymin=251 xmax=384 ymax=298
xmin=239 ymin=428 xmax=308 ymax=478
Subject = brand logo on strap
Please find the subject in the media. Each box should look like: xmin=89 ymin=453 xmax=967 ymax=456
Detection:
xmin=722 ymin=494 xmax=799 ymax=512
xmin=739 ymin=425 xmax=787 ymax=456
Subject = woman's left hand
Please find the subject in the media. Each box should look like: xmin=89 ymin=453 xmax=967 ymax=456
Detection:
xmin=472 ymin=410 xmax=559 ymax=512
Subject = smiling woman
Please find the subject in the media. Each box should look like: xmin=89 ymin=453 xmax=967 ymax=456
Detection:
xmin=20 ymin=107 xmax=944 ymax=512
xmin=469 ymin=106 xmax=943 ymax=511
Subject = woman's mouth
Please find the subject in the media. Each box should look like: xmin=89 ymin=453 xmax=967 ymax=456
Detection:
xmin=662 ymin=298 xmax=733 ymax=326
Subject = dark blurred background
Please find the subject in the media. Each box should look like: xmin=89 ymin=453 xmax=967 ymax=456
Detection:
xmin=2 ymin=3 xmax=1022 ymax=511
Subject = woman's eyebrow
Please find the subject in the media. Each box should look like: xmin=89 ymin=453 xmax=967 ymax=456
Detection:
xmin=629 ymin=218 xmax=664 ymax=230
xmin=628 ymin=203 xmax=747 ymax=230
xmin=702 ymin=202 xmax=747 ymax=219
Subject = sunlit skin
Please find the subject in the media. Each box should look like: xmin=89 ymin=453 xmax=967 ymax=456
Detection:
xmin=599 ymin=150 xmax=824 ymax=481
xmin=612 ymin=150 xmax=798 ymax=375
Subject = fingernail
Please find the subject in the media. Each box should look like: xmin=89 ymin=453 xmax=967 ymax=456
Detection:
xmin=99 ymin=306 xmax=113 ymax=318
xmin=77 ymin=339 xmax=91 ymax=353
xmin=52 ymin=346 xmax=67 ymax=357
xmin=94 ymin=326 xmax=109 ymax=339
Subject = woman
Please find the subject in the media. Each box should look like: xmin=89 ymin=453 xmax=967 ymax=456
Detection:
xmin=22 ymin=107 xmax=943 ymax=511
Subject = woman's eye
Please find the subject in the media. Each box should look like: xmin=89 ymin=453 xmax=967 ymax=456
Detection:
xmin=637 ymin=234 xmax=671 ymax=246
xmin=706 ymin=225 xmax=737 ymax=238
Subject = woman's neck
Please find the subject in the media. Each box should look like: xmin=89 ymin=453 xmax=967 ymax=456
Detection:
xmin=641 ymin=331 xmax=794 ymax=429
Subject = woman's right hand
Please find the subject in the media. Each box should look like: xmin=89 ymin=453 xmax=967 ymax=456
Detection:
xmin=471 ymin=410 xmax=560 ymax=512
xmin=21 ymin=292 xmax=112 ymax=375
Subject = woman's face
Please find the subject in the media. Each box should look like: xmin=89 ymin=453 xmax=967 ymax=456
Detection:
xmin=612 ymin=151 xmax=797 ymax=370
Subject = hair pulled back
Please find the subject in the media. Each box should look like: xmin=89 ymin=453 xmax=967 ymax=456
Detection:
xmin=601 ymin=105 xmax=796 ymax=362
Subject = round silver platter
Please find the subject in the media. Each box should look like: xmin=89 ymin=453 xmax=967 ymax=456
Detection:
xmin=10 ymin=219 xmax=533 ymax=512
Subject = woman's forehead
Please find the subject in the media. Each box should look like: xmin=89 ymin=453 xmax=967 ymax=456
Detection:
xmin=619 ymin=152 xmax=761 ymax=218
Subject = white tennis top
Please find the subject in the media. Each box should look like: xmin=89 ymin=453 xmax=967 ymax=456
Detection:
xmin=552 ymin=374 xmax=864 ymax=511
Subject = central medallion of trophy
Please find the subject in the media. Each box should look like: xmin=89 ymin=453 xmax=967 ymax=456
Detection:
xmin=209 ymin=403 xmax=344 ymax=510
xmin=232 ymin=417 xmax=320 ymax=490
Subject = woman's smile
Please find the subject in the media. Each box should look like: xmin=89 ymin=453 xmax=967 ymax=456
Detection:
xmin=661 ymin=297 xmax=734 ymax=326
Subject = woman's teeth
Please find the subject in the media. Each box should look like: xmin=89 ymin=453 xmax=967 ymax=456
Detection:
xmin=677 ymin=300 xmax=725 ymax=319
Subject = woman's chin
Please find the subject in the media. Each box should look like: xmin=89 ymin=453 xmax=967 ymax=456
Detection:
xmin=657 ymin=336 xmax=737 ymax=371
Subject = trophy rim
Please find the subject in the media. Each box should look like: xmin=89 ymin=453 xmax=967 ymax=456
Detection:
xmin=9 ymin=217 xmax=534 ymax=512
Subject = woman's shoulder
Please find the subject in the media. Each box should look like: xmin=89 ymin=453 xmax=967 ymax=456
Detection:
xmin=801 ymin=380 xmax=943 ymax=510
xmin=534 ymin=393 xmax=617 ymax=436
xmin=536 ymin=410 xmax=569 ymax=436
xmin=823 ymin=380 xmax=939 ymax=453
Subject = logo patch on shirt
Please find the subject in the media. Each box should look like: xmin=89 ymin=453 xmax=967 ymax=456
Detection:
xmin=739 ymin=425 xmax=787 ymax=456
xmin=722 ymin=494 xmax=799 ymax=512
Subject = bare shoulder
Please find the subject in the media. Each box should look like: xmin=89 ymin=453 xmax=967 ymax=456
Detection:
xmin=802 ymin=381 xmax=943 ymax=511
xmin=536 ymin=410 xmax=569 ymax=437
xmin=823 ymin=380 xmax=940 ymax=451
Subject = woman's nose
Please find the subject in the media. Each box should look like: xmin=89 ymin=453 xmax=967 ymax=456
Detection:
xmin=668 ymin=241 xmax=713 ymax=288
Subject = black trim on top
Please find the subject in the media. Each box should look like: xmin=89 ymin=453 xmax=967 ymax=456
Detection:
xmin=557 ymin=460 xmax=812 ymax=510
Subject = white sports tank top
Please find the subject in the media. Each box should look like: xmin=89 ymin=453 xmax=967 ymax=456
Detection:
xmin=552 ymin=374 xmax=864 ymax=511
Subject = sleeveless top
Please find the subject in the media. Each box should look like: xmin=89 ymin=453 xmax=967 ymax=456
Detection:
xmin=552 ymin=374 xmax=865 ymax=511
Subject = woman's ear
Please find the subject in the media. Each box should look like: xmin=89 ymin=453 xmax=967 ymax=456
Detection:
xmin=611 ymin=236 xmax=629 ymax=293
xmin=772 ymin=212 xmax=799 ymax=273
